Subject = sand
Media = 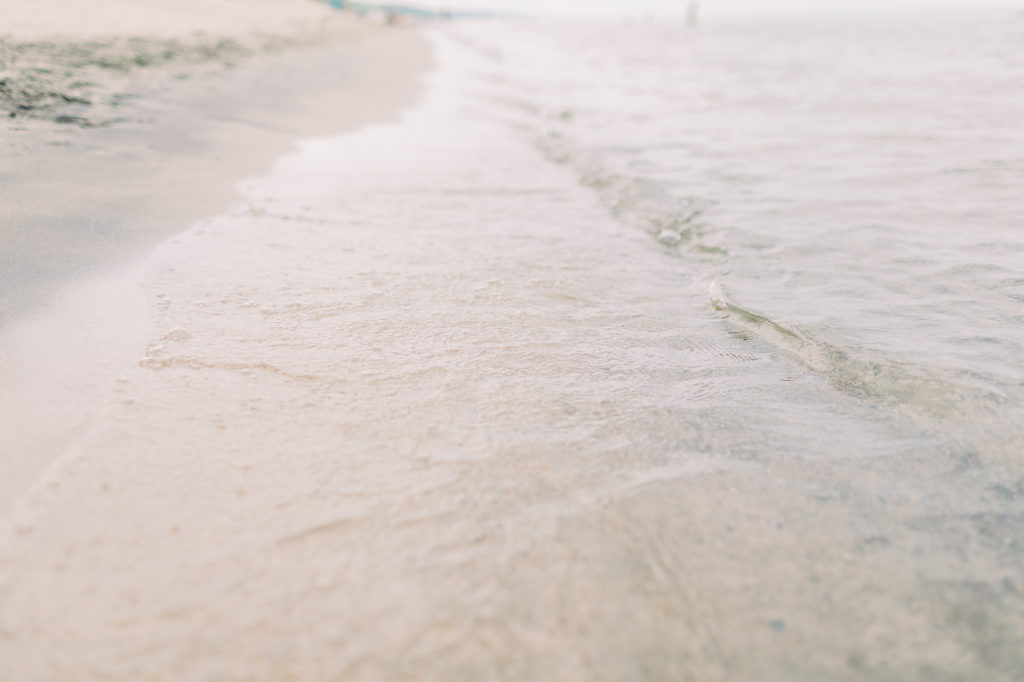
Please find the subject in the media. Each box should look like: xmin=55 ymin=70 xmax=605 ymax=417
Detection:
xmin=0 ymin=0 xmax=354 ymax=123
xmin=1 ymin=0 xmax=415 ymax=326
xmin=1 ymin=4 xmax=431 ymax=517
xmin=4 ymin=6 xmax=1023 ymax=679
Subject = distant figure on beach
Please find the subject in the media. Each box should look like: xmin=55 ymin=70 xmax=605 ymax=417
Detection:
xmin=686 ymin=0 xmax=699 ymax=27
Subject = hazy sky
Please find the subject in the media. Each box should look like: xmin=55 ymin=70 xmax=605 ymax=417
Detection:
xmin=436 ymin=0 xmax=1022 ymax=18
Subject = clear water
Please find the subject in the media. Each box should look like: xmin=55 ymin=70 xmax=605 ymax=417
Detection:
xmin=4 ymin=13 xmax=1024 ymax=680
xmin=455 ymin=13 xmax=1024 ymax=436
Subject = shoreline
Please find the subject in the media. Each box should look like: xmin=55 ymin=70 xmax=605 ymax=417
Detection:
xmin=2 ymin=10 xmax=428 ymax=324
xmin=0 ymin=16 xmax=433 ymax=516
xmin=3 ymin=13 xmax=1024 ymax=679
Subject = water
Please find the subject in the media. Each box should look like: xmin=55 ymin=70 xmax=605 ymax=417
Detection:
xmin=455 ymin=12 xmax=1024 ymax=434
xmin=3 ymin=12 xmax=1024 ymax=680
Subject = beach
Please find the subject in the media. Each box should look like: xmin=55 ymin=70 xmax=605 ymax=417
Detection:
xmin=1 ymin=0 xmax=429 ymax=514
xmin=1 ymin=0 xmax=425 ymax=322
xmin=3 ymin=3 xmax=1024 ymax=681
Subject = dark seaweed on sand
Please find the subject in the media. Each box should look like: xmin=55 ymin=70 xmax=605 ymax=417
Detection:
xmin=0 ymin=34 xmax=301 ymax=126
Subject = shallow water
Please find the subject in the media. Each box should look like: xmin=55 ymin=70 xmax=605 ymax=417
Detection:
xmin=456 ymin=12 xmax=1024 ymax=436
xmin=2 ymin=13 xmax=1024 ymax=681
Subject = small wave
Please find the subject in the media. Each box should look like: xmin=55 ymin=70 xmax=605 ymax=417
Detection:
xmin=535 ymin=132 xmax=723 ymax=257
xmin=708 ymin=279 xmax=1002 ymax=418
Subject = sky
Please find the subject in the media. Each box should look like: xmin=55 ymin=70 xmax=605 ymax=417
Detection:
xmin=431 ymin=0 xmax=1023 ymax=18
